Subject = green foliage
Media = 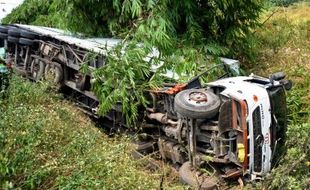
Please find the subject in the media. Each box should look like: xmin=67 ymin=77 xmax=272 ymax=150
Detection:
xmin=3 ymin=0 xmax=265 ymax=124
xmin=263 ymin=123 xmax=310 ymax=189
xmin=250 ymin=2 xmax=310 ymax=123
xmin=83 ymin=0 xmax=264 ymax=124
xmin=286 ymin=67 xmax=310 ymax=124
xmin=2 ymin=2 xmax=310 ymax=189
xmin=0 ymin=76 xmax=182 ymax=189
xmin=260 ymin=17 xmax=293 ymax=53
xmin=270 ymin=0 xmax=304 ymax=6
xmin=2 ymin=0 xmax=55 ymax=27
xmin=247 ymin=3 xmax=310 ymax=189
xmin=91 ymin=42 xmax=162 ymax=125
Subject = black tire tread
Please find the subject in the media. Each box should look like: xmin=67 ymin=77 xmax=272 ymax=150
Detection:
xmin=31 ymin=59 xmax=45 ymax=81
xmin=19 ymin=38 xmax=34 ymax=46
xmin=8 ymin=36 xmax=19 ymax=44
xmin=0 ymin=32 xmax=8 ymax=40
xmin=8 ymin=28 xmax=20 ymax=37
xmin=21 ymin=30 xmax=38 ymax=39
xmin=0 ymin=26 xmax=8 ymax=33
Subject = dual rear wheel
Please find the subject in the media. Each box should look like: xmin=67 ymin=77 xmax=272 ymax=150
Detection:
xmin=1 ymin=26 xmax=38 ymax=46
xmin=0 ymin=25 xmax=63 ymax=84
xmin=30 ymin=58 xmax=63 ymax=84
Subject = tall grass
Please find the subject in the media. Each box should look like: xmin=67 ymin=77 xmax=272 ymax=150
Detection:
xmin=247 ymin=2 xmax=310 ymax=189
xmin=0 ymin=76 xmax=182 ymax=189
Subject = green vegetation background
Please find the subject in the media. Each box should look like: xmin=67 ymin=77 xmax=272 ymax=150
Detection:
xmin=1 ymin=0 xmax=309 ymax=189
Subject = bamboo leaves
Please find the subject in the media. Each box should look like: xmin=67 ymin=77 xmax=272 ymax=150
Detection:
xmin=3 ymin=0 xmax=265 ymax=126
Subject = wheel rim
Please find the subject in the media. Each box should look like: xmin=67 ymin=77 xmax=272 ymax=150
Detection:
xmin=31 ymin=59 xmax=44 ymax=80
xmin=45 ymin=63 xmax=63 ymax=84
xmin=45 ymin=65 xmax=57 ymax=82
xmin=32 ymin=60 xmax=39 ymax=78
xmin=188 ymin=91 xmax=208 ymax=104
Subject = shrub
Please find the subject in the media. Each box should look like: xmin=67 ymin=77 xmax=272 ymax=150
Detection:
xmin=264 ymin=123 xmax=310 ymax=189
xmin=3 ymin=0 xmax=266 ymax=124
xmin=270 ymin=0 xmax=304 ymax=6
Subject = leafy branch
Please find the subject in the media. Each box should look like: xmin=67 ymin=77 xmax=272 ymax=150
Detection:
xmin=4 ymin=0 xmax=265 ymax=126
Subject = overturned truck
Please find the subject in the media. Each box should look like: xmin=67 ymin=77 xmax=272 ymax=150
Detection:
xmin=0 ymin=24 xmax=292 ymax=189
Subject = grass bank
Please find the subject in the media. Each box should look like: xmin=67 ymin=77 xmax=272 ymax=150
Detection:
xmin=0 ymin=76 xmax=182 ymax=190
xmin=247 ymin=2 xmax=310 ymax=189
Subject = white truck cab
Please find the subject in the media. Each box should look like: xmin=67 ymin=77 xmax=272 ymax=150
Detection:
xmin=169 ymin=70 xmax=291 ymax=188
xmin=208 ymin=75 xmax=275 ymax=179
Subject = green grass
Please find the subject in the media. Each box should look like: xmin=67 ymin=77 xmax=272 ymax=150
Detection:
xmin=0 ymin=76 xmax=183 ymax=190
xmin=253 ymin=2 xmax=310 ymax=124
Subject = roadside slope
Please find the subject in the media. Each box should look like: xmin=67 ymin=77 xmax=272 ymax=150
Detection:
xmin=0 ymin=76 xmax=182 ymax=189
xmin=249 ymin=3 xmax=310 ymax=189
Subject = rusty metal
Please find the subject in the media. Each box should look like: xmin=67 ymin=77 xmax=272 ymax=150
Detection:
xmin=187 ymin=118 xmax=197 ymax=168
xmin=67 ymin=44 xmax=83 ymax=63
xmin=146 ymin=92 xmax=157 ymax=113
xmin=23 ymin=46 xmax=30 ymax=70
xmin=146 ymin=112 xmax=178 ymax=125
xmin=189 ymin=91 xmax=208 ymax=103
xmin=158 ymin=138 xmax=186 ymax=164
xmin=164 ymin=83 xmax=187 ymax=95
xmin=162 ymin=119 xmax=184 ymax=143
xmin=221 ymin=167 xmax=243 ymax=179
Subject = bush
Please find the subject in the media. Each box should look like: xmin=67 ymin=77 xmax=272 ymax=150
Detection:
xmin=270 ymin=0 xmax=304 ymax=6
xmin=3 ymin=1 xmax=266 ymax=123
xmin=265 ymin=123 xmax=310 ymax=189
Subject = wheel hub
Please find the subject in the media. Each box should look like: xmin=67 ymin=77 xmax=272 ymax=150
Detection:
xmin=189 ymin=92 xmax=208 ymax=104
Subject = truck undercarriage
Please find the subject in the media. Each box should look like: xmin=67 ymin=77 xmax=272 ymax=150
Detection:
xmin=0 ymin=24 xmax=292 ymax=189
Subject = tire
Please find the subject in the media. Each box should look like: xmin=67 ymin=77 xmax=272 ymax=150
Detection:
xmin=8 ymin=36 xmax=19 ymax=44
xmin=44 ymin=62 xmax=63 ymax=83
xmin=21 ymin=30 xmax=38 ymax=39
xmin=0 ymin=32 xmax=8 ymax=40
xmin=174 ymin=89 xmax=220 ymax=119
xmin=19 ymin=38 xmax=34 ymax=46
xmin=280 ymin=79 xmax=292 ymax=91
xmin=30 ymin=59 xmax=45 ymax=81
xmin=179 ymin=162 xmax=218 ymax=190
xmin=0 ymin=26 xmax=8 ymax=33
xmin=8 ymin=28 xmax=21 ymax=37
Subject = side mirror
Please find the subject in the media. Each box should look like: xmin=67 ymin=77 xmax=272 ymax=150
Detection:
xmin=220 ymin=58 xmax=241 ymax=76
xmin=270 ymin=72 xmax=286 ymax=81
xmin=280 ymin=79 xmax=293 ymax=91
